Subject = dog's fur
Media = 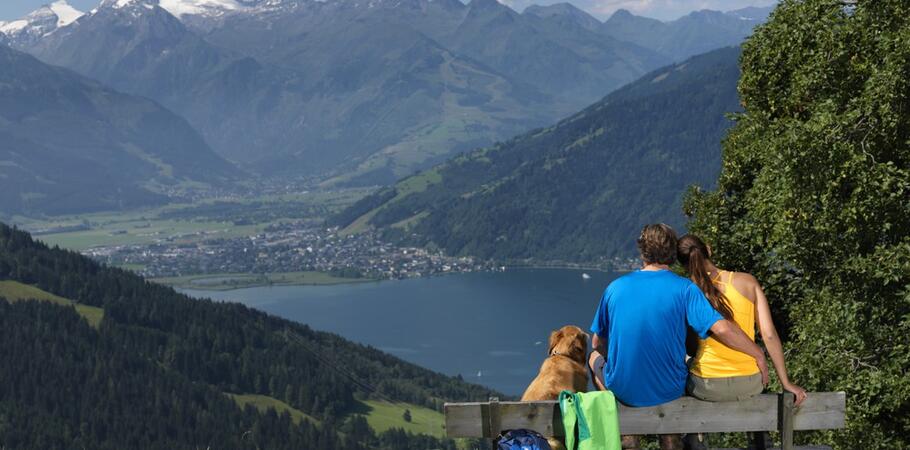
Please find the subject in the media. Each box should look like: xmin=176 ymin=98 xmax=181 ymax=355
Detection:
xmin=521 ymin=325 xmax=589 ymax=450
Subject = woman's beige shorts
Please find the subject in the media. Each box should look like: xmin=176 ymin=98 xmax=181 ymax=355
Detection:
xmin=686 ymin=372 xmax=763 ymax=402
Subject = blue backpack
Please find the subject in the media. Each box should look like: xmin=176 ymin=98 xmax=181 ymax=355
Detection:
xmin=496 ymin=429 xmax=553 ymax=450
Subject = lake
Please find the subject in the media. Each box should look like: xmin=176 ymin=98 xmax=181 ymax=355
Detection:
xmin=181 ymin=268 xmax=621 ymax=396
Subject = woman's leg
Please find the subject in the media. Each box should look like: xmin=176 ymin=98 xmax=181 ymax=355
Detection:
xmin=685 ymin=373 xmax=763 ymax=450
xmin=687 ymin=373 xmax=762 ymax=402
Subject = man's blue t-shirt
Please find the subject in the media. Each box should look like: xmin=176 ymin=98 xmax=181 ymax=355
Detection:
xmin=590 ymin=269 xmax=722 ymax=407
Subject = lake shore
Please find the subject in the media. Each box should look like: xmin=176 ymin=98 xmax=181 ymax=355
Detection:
xmin=502 ymin=260 xmax=637 ymax=273
xmin=153 ymin=271 xmax=376 ymax=291
xmin=158 ymin=260 xmax=636 ymax=291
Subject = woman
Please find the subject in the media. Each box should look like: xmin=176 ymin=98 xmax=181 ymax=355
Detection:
xmin=677 ymin=234 xmax=807 ymax=402
xmin=678 ymin=235 xmax=807 ymax=449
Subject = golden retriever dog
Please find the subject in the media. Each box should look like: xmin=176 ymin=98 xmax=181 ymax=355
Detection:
xmin=521 ymin=325 xmax=589 ymax=450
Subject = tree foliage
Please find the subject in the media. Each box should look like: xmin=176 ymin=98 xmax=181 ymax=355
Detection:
xmin=684 ymin=1 xmax=910 ymax=448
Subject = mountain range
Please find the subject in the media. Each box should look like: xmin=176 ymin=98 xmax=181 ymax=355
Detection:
xmin=331 ymin=47 xmax=743 ymax=261
xmin=601 ymin=6 xmax=772 ymax=62
xmin=0 ymin=44 xmax=239 ymax=216
xmin=2 ymin=0 xmax=770 ymax=186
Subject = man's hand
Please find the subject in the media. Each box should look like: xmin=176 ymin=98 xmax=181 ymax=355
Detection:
xmin=756 ymin=352 xmax=769 ymax=387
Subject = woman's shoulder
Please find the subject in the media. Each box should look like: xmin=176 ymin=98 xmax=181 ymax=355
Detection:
xmin=728 ymin=271 xmax=760 ymax=300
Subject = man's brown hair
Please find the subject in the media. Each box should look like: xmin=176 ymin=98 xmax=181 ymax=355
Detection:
xmin=637 ymin=223 xmax=678 ymax=265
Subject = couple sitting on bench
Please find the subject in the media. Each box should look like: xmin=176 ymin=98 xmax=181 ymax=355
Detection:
xmin=588 ymin=224 xmax=807 ymax=450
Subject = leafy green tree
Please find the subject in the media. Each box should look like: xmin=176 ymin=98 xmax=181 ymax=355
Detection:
xmin=684 ymin=1 xmax=910 ymax=448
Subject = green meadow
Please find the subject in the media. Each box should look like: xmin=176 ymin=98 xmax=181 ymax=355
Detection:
xmin=226 ymin=393 xmax=320 ymax=425
xmin=155 ymin=271 xmax=373 ymax=291
xmin=0 ymin=280 xmax=103 ymax=328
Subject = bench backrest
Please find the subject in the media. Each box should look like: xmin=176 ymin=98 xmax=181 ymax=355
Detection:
xmin=445 ymin=392 xmax=845 ymax=447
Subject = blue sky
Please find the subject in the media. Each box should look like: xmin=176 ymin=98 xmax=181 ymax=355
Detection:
xmin=1 ymin=0 xmax=778 ymax=22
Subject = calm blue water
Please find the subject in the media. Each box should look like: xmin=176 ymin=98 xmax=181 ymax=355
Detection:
xmin=181 ymin=269 xmax=621 ymax=396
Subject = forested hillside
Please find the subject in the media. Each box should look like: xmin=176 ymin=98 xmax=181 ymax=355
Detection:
xmin=0 ymin=223 xmax=497 ymax=449
xmin=333 ymin=47 xmax=742 ymax=262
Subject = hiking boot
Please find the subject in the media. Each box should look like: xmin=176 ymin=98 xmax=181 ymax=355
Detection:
xmin=747 ymin=431 xmax=773 ymax=449
xmin=683 ymin=433 xmax=708 ymax=450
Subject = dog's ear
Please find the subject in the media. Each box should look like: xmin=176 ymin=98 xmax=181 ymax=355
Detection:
xmin=548 ymin=329 xmax=564 ymax=355
xmin=569 ymin=330 xmax=589 ymax=364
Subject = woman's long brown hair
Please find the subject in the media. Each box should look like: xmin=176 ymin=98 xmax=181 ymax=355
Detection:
xmin=677 ymin=234 xmax=734 ymax=321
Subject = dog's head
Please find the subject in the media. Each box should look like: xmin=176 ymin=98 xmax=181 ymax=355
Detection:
xmin=547 ymin=325 xmax=588 ymax=365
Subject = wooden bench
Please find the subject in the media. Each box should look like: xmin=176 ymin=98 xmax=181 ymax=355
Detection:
xmin=445 ymin=392 xmax=845 ymax=450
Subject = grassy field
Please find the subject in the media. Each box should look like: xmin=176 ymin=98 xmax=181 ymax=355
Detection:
xmin=34 ymin=218 xmax=263 ymax=251
xmin=154 ymin=271 xmax=374 ymax=291
xmin=11 ymin=189 xmax=372 ymax=252
xmin=226 ymin=393 xmax=320 ymax=425
xmin=0 ymin=280 xmax=104 ymax=328
xmin=359 ymin=400 xmax=446 ymax=438
xmin=115 ymin=263 xmax=147 ymax=272
xmin=225 ymin=394 xmax=444 ymax=438
xmin=340 ymin=169 xmax=441 ymax=236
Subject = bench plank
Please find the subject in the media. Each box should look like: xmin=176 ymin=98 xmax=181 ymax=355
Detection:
xmin=444 ymin=392 xmax=845 ymax=438
xmin=618 ymin=395 xmax=778 ymax=434
xmin=793 ymin=391 xmax=846 ymax=431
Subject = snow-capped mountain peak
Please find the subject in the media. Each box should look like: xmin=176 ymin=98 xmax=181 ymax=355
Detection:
xmin=158 ymin=0 xmax=246 ymax=18
xmin=0 ymin=0 xmax=84 ymax=43
xmin=0 ymin=20 xmax=29 ymax=35
xmin=97 ymin=0 xmax=158 ymax=10
xmin=48 ymin=0 xmax=85 ymax=26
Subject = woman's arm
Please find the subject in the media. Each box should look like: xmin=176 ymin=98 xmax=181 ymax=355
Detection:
xmin=752 ymin=275 xmax=808 ymax=406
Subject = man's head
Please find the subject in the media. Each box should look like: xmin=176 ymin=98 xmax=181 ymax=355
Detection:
xmin=637 ymin=223 xmax=678 ymax=265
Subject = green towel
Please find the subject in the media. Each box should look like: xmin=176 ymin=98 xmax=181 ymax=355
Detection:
xmin=559 ymin=390 xmax=621 ymax=450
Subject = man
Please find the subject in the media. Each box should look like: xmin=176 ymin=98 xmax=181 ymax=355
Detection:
xmin=588 ymin=224 xmax=769 ymax=450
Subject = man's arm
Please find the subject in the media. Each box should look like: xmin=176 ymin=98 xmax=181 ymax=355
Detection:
xmin=592 ymin=333 xmax=606 ymax=356
xmin=588 ymin=333 xmax=608 ymax=391
xmin=709 ymin=319 xmax=769 ymax=385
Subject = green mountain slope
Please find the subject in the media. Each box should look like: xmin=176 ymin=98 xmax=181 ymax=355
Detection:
xmin=0 ymin=44 xmax=239 ymax=216
xmin=0 ymin=223 xmax=497 ymax=448
xmin=332 ymin=47 xmax=742 ymax=262
xmin=0 ymin=280 xmax=103 ymax=327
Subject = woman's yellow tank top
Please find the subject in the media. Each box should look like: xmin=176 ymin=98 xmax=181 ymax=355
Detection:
xmin=689 ymin=270 xmax=759 ymax=378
